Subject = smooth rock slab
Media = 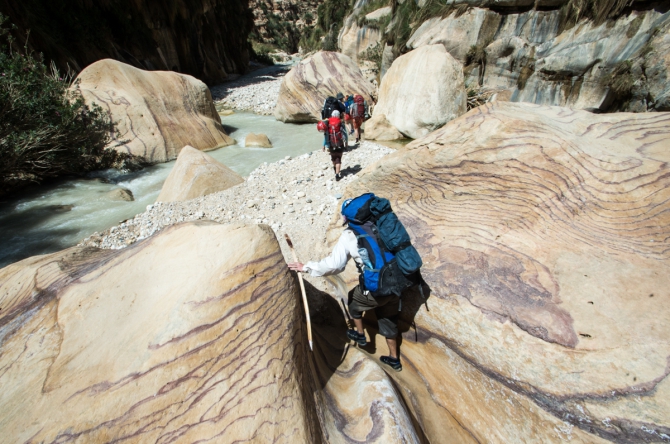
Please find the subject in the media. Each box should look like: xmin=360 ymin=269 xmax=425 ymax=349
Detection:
xmin=156 ymin=145 xmax=244 ymax=202
xmin=76 ymin=59 xmax=234 ymax=164
xmin=0 ymin=222 xmax=320 ymax=443
xmin=335 ymin=102 xmax=670 ymax=442
xmin=374 ymin=44 xmax=466 ymax=139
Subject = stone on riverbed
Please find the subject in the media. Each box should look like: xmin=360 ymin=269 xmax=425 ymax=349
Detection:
xmin=334 ymin=102 xmax=670 ymax=442
xmin=274 ymin=51 xmax=376 ymax=123
xmin=156 ymin=145 xmax=243 ymax=203
xmin=245 ymin=133 xmax=272 ymax=148
xmin=363 ymin=114 xmax=403 ymax=141
xmin=0 ymin=222 xmax=319 ymax=443
xmin=75 ymin=59 xmax=234 ymax=164
xmin=107 ymin=187 xmax=134 ymax=201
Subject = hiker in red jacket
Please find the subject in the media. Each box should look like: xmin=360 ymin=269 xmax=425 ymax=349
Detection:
xmin=325 ymin=110 xmax=345 ymax=181
xmin=349 ymin=94 xmax=367 ymax=143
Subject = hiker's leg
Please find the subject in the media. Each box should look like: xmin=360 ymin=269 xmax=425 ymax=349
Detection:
xmin=348 ymin=285 xmax=377 ymax=333
xmin=331 ymin=151 xmax=342 ymax=175
xmin=385 ymin=337 xmax=398 ymax=359
xmin=376 ymin=294 xmax=400 ymax=357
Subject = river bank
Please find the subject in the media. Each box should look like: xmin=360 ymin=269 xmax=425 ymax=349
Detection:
xmin=80 ymin=141 xmax=392 ymax=265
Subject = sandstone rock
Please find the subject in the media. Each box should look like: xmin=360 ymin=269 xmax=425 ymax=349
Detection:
xmin=219 ymin=109 xmax=235 ymax=116
xmin=363 ymin=114 xmax=404 ymax=141
xmin=245 ymin=133 xmax=273 ymax=148
xmin=0 ymin=222 xmax=320 ymax=443
xmin=107 ymin=187 xmax=134 ymax=201
xmin=374 ymin=44 xmax=466 ymax=139
xmin=76 ymin=59 xmax=234 ymax=164
xmin=274 ymin=52 xmax=376 ymax=123
xmin=333 ymin=102 xmax=670 ymax=442
xmin=156 ymin=146 xmax=243 ymax=202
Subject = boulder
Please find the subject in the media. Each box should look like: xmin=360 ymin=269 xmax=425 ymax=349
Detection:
xmin=0 ymin=222 xmax=320 ymax=443
xmin=107 ymin=187 xmax=134 ymax=201
xmin=363 ymin=114 xmax=404 ymax=141
xmin=219 ymin=109 xmax=235 ymax=116
xmin=76 ymin=59 xmax=235 ymax=164
xmin=245 ymin=133 xmax=273 ymax=148
xmin=374 ymin=44 xmax=466 ymax=139
xmin=332 ymin=102 xmax=670 ymax=442
xmin=156 ymin=145 xmax=243 ymax=202
xmin=274 ymin=51 xmax=376 ymax=123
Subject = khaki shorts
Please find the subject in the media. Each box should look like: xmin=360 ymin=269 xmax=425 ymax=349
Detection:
xmin=348 ymin=285 xmax=399 ymax=338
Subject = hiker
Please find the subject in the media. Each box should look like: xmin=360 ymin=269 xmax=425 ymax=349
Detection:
xmin=287 ymin=194 xmax=423 ymax=372
xmin=321 ymin=94 xmax=348 ymax=148
xmin=325 ymin=110 xmax=345 ymax=181
xmin=343 ymin=94 xmax=355 ymax=136
xmin=349 ymin=94 xmax=367 ymax=143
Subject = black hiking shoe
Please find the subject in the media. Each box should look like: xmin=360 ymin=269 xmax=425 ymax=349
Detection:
xmin=336 ymin=173 xmax=342 ymax=181
xmin=380 ymin=356 xmax=402 ymax=372
xmin=347 ymin=329 xmax=367 ymax=346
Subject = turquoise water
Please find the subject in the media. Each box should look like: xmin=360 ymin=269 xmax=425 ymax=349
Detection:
xmin=0 ymin=113 xmax=321 ymax=268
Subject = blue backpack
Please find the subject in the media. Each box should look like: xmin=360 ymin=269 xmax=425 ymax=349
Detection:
xmin=342 ymin=193 xmax=423 ymax=297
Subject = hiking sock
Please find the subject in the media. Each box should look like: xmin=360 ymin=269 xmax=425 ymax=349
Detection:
xmin=380 ymin=356 xmax=402 ymax=371
xmin=346 ymin=329 xmax=367 ymax=346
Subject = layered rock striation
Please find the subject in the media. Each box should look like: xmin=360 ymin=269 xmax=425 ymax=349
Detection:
xmin=0 ymin=222 xmax=321 ymax=442
xmin=76 ymin=59 xmax=234 ymax=164
xmin=0 ymin=0 xmax=252 ymax=84
xmin=330 ymin=102 xmax=670 ymax=442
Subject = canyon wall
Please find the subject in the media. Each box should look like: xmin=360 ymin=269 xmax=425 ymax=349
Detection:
xmin=0 ymin=0 xmax=253 ymax=84
xmin=340 ymin=0 xmax=670 ymax=113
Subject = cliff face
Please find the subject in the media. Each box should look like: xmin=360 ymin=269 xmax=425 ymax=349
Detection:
xmin=340 ymin=0 xmax=670 ymax=113
xmin=248 ymin=0 xmax=321 ymax=52
xmin=0 ymin=0 xmax=253 ymax=84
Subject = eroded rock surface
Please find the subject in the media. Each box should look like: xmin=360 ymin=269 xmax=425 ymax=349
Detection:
xmin=363 ymin=114 xmax=403 ymax=141
xmin=0 ymin=222 xmax=320 ymax=443
xmin=406 ymin=6 xmax=670 ymax=112
xmin=156 ymin=146 xmax=244 ymax=202
xmin=274 ymin=51 xmax=376 ymax=123
xmin=374 ymin=44 xmax=466 ymax=139
xmin=76 ymin=59 xmax=234 ymax=163
xmin=330 ymin=102 xmax=670 ymax=442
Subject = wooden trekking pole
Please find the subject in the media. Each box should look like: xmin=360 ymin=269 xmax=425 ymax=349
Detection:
xmin=285 ymin=234 xmax=313 ymax=351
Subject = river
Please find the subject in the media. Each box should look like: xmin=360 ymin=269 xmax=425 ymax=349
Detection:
xmin=0 ymin=113 xmax=321 ymax=269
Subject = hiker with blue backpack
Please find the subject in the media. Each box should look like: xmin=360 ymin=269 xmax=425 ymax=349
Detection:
xmin=287 ymin=193 xmax=423 ymax=372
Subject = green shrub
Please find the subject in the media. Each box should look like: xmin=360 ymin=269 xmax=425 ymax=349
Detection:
xmin=601 ymin=60 xmax=635 ymax=97
xmin=559 ymin=0 xmax=634 ymax=32
xmin=299 ymin=0 xmax=354 ymax=52
xmin=0 ymin=15 xmax=128 ymax=195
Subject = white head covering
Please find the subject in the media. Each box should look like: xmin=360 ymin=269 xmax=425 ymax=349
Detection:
xmin=332 ymin=110 xmax=341 ymax=118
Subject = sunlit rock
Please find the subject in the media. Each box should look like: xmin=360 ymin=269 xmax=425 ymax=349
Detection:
xmin=76 ymin=59 xmax=234 ymax=163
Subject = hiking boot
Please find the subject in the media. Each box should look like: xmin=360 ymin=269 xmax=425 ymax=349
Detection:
xmin=346 ymin=329 xmax=367 ymax=346
xmin=380 ymin=356 xmax=402 ymax=372
xmin=336 ymin=173 xmax=342 ymax=181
